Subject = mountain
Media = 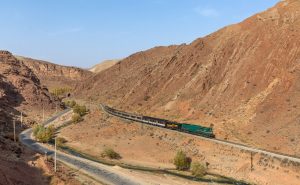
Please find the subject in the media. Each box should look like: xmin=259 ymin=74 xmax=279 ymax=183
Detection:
xmin=0 ymin=51 xmax=61 ymax=184
xmin=17 ymin=56 xmax=92 ymax=91
xmin=0 ymin=51 xmax=60 ymax=122
xmin=89 ymin=59 xmax=120 ymax=73
xmin=75 ymin=0 xmax=300 ymax=155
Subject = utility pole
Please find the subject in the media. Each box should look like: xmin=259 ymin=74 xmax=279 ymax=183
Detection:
xmin=42 ymin=105 xmax=45 ymax=122
xmin=55 ymin=103 xmax=58 ymax=113
xmin=45 ymin=151 xmax=47 ymax=161
xmin=250 ymin=152 xmax=254 ymax=171
xmin=20 ymin=112 xmax=23 ymax=128
xmin=13 ymin=119 xmax=16 ymax=142
xmin=54 ymin=137 xmax=57 ymax=172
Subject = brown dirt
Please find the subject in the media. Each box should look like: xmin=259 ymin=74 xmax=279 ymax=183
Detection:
xmin=59 ymin=108 xmax=300 ymax=185
xmin=35 ymin=154 xmax=100 ymax=185
xmin=0 ymin=158 xmax=47 ymax=185
xmin=0 ymin=134 xmax=87 ymax=185
xmin=74 ymin=0 xmax=300 ymax=157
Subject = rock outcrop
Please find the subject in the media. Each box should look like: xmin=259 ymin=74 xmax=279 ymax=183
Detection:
xmin=18 ymin=56 xmax=92 ymax=90
xmin=0 ymin=51 xmax=60 ymax=124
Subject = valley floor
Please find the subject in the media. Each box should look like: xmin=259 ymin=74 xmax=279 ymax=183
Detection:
xmin=57 ymin=103 xmax=300 ymax=185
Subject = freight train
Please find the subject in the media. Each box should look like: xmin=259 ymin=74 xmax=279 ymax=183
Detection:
xmin=101 ymin=104 xmax=215 ymax=138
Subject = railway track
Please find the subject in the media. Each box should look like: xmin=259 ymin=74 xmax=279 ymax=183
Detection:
xmin=101 ymin=104 xmax=300 ymax=164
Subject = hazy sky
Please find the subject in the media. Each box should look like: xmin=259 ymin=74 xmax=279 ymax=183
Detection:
xmin=0 ymin=0 xmax=279 ymax=68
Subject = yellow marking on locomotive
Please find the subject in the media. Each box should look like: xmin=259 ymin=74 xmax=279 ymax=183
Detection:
xmin=167 ymin=124 xmax=179 ymax=128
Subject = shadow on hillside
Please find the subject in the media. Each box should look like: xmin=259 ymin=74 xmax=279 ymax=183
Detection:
xmin=0 ymin=74 xmax=26 ymax=133
xmin=0 ymin=75 xmax=50 ymax=184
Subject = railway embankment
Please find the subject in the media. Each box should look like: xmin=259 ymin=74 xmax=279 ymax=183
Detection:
xmin=102 ymin=104 xmax=300 ymax=185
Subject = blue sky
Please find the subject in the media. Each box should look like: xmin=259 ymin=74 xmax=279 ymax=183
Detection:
xmin=0 ymin=0 xmax=279 ymax=68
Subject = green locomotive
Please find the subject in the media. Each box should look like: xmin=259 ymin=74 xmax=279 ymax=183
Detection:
xmin=178 ymin=124 xmax=214 ymax=138
xmin=165 ymin=122 xmax=214 ymax=138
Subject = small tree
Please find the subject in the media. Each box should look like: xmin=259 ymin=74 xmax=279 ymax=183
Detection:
xmin=191 ymin=162 xmax=206 ymax=177
xmin=33 ymin=125 xmax=55 ymax=143
xmin=72 ymin=113 xmax=82 ymax=123
xmin=101 ymin=148 xmax=121 ymax=159
xmin=174 ymin=151 xmax=191 ymax=170
xmin=33 ymin=124 xmax=43 ymax=136
xmin=73 ymin=104 xmax=87 ymax=116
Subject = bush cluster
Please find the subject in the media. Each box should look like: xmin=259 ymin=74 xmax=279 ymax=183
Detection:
xmin=101 ymin=148 xmax=121 ymax=159
xmin=64 ymin=100 xmax=77 ymax=108
xmin=174 ymin=150 xmax=191 ymax=170
xmin=33 ymin=125 xmax=55 ymax=143
xmin=73 ymin=104 xmax=88 ymax=116
xmin=173 ymin=151 xmax=207 ymax=177
xmin=64 ymin=100 xmax=88 ymax=123
xmin=191 ymin=162 xmax=206 ymax=177
xmin=72 ymin=113 xmax=83 ymax=123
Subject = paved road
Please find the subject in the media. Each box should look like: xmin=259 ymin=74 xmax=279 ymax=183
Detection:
xmin=102 ymin=104 xmax=300 ymax=164
xmin=19 ymin=109 xmax=141 ymax=185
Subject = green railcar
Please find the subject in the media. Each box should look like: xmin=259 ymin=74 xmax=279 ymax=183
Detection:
xmin=180 ymin=124 xmax=214 ymax=138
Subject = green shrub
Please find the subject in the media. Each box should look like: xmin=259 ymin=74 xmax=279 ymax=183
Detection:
xmin=33 ymin=125 xmax=55 ymax=143
xmin=72 ymin=113 xmax=82 ymax=123
xmin=33 ymin=124 xmax=42 ymax=136
xmin=174 ymin=150 xmax=191 ymax=170
xmin=191 ymin=162 xmax=206 ymax=177
xmin=64 ymin=100 xmax=77 ymax=108
xmin=73 ymin=104 xmax=88 ymax=116
xmin=56 ymin=137 xmax=67 ymax=147
xmin=101 ymin=148 xmax=121 ymax=159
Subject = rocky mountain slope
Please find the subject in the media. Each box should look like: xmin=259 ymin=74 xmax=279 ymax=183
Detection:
xmin=17 ymin=56 xmax=92 ymax=90
xmin=0 ymin=51 xmax=60 ymax=122
xmin=0 ymin=51 xmax=62 ymax=184
xmin=89 ymin=59 xmax=119 ymax=73
xmin=75 ymin=0 xmax=300 ymax=155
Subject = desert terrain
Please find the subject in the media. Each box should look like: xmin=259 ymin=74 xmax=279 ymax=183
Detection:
xmin=58 ymin=103 xmax=300 ymax=185
xmin=74 ymin=0 xmax=300 ymax=157
xmin=63 ymin=0 xmax=300 ymax=184
xmin=1 ymin=0 xmax=300 ymax=184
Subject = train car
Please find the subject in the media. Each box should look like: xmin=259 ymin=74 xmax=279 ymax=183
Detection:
xmin=180 ymin=124 xmax=215 ymax=138
xmin=142 ymin=116 xmax=167 ymax=127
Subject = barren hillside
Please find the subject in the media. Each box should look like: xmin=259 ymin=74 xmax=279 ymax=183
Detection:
xmin=89 ymin=59 xmax=120 ymax=73
xmin=0 ymin=51 xmax=60 ymax=122
xmin=75 ymin=0 xmax=300 ymax=155
xmin=18 ymin=56 xmax=92 ymax=90
xmin=0 ymin=51 xmax=62 ymax=184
